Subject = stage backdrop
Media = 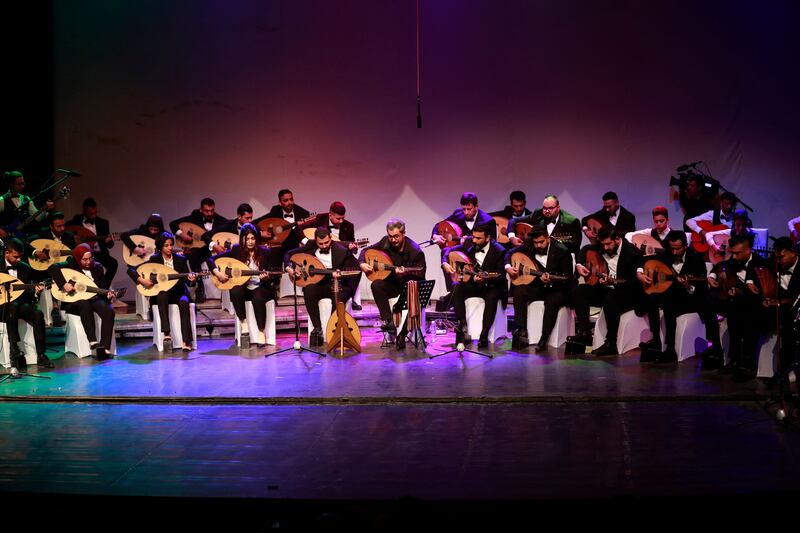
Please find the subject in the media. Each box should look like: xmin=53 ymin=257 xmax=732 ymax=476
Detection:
xmin=53 ymin=0 xmax=800 ymax=297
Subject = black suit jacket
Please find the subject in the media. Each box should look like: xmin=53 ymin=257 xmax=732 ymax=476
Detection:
xmin=780 ymin=261 xmax=800 ymax=302
xmin=169 ymin=209 xmax=229 ymax=244
xmin=577 ymin=239 xmax=642 ymax=291
xmin=581 ymin=206 xmax=636 ymax=236
xmin=505 ymin=238 xmax=574 ymax=289
xmin=489 ymin=206 xmax=533 ymax=220
xmin=67 ymin=214 xmax=115 ymax=252
xmin=26 ymin=230 xmax=78 ymax=266
xmin=284 ymin=240 xmax=361 ymax=293
xmin=446 ymin=239 xmax=508 ymax=292
xmin=121 ymin=224 xmax=160 ymax=252
xmin=299 ymin=214 xmax=355 ymax=244
xmin=359 ymin=236 xmax=427 ymax=284
xmin=512 ymin=209 xmax=582 ymax=256
xmin=255 ymin=204 xmax=313 ymax=251
xmin=432 ymin=208 xmax=497 ymax=241
xmin=0 ymin=259 xmax=39 ymax=305
xmin=207 ymin=245 xmax=282 ymax=290
xmin=645 ymin=248 xmax=708 ymax=297
xmin=127 ymin=252 xmax=193 ymax=297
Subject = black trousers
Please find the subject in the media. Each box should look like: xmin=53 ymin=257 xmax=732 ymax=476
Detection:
xmin=303 ymin=282 xmax=354 ymax=329
xmin=94 ymin=250 xmax=119 ymax=287
xmin=3 ymin=301 xmax=46 ymax=356
xmin=572 ymin=283 xmax=638 ymax=343
xmin=452 ymin=282 xmax=504 ymax=334
xmin=705 ymin=292 xmax=766 ymax=370
xmin=64 ymin=298 xmax=115 ymax=348
xmin=150 ymin=290 xmax=193 ymax=342
xmin=230 ymin=285 xmax=276 ymax=331
xmin=512 ymin=283 xmax=567 ymax=342
xmin=370 ymin=278 xmax=404 ymax=323
xmin=643 ymin=286 xmax=699 ymax=348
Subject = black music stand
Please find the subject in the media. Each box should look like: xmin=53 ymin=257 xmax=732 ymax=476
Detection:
xmin=264 ymin=273 xmax=327 ymax=358
xmin=391 ymin=279 xmax=435 ymax=350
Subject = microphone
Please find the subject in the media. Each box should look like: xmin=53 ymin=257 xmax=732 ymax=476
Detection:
xmin=56 ymin=168 xmax=81 ymax=177
xmin=676 ymin=161 xmax=702 ymax=172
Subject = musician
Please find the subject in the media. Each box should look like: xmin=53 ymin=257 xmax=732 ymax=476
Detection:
xmin=581 ymin=191 xmax=636 ymax=241
xmin=27 ymin=211 xmax=77 ymax=274
xmin=255 ymin=189 xmax=311 ymax=252
xmin=442 ymin=223 xmax=506 ymax=348
xmin=636 ymin=231 xmax=708 ymax=363
xmin=359 ymin=218 xmax=427 ymax=349
xmin=121 ymin=213 xmax=165 ymax=260
xmin=508 ymin=194 xmax=582 ymax=255
xmin=624 ymin=206 xmax=673 ymax=249
xmin=704 ymin=209 xmax=756 ymax=255
xmin=678 ymin=174 xmax=714 ymax=231
xmin=208 ymin=203 xmax=254 ymax=255
xmin=48 ymin=244 xmax=116 ymax=359
xmin=285 ymin=227 xmax=361 ymax=347
xmin=568 ymin=225 xmax=644 ymax=356
xmin=169 ymin=198 xmax=228 ymax=302
xmin=770 ymin=237 xmax=800 ymax=373
xmin=209 ymin=223 xmax=281 ymax=346
xmin=128 ymin=231 xmax=196 ymax=351
xmin=490 ymin=190 xmax=532 ymax=220
xmin=505 ymin=225 xmax=573 ymax=351
xmin=300 ymin=202 xmax=357 ymax=251
xmin=686 ymin=191 xmax=737 ymax=239
xmin=0 ymin=170 xmax=54 ymax=238
xmin=1 ymin=238 xmax=53 ymax=369
xmin=67 ymin=198 xmax=118 ymax=286
xmin=702 ymin=234 xmax=767 ymax=379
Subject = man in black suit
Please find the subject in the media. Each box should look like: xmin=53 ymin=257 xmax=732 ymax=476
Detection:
xmin=636 ymin=231 xmax=708 ymax=363
xmin=128 ymin=231 xmax=197 ymax=351
xmin=490 ymin=191 xmax=532 ymax=251
xmin=284 ymin=227 xmax=361 ymax=346
xmin=505 ymin=226 xmax=574 ymax=350
xmin=299 ymin=201 xmax=357 ymax=250
xmin=624 ymin=206 xmax=674 ymax=250
xmin=581 ymin=191 xmax=636 ymax=242
xmin=1 ymin=237 xmax=53 ymax=369
xmin=121 ymin=213 xmax=165 ymax=261
xmin=568 ymin=225 xmax=644 ymax=356
xmin=443 ymin=223 xmax=507 ymax=348
xmin=768 ymin=237 xmax=799 ymax=373
xmin=359 ymin=218 xmax=427 ymax=349
xmin=67 ymin=197 xmax=118 ymax=286
xmin=255 ymin=189 xmax=312 ymax=253
xmin=508 ymin=194 xmax=582 ymax=255
xmin=169 ymin=197 xmax=228 ymax=302
xmin=208 ymin=203 xmax=254 ymax=255
xmin=27 ymin=211 xmax=77 ymax=279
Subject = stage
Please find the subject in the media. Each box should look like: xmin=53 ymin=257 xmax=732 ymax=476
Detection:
xmin=2 ymin=303 xmax=799 ymax=527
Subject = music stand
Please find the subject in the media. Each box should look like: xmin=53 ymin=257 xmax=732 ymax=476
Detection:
xmin=264 ymin=273 xmax=326 ymax=358
xmin=391 ymin=279 xmax=435 ymax=350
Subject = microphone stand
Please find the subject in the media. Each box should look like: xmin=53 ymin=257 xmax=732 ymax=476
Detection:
xmin=265 ymin=270 xmax=326 ymax=358
xmin=0 ymin=277 xmax=52 ymax=384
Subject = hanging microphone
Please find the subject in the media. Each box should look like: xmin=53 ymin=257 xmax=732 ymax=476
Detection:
xmin=56 ymin=168 xmax=81 ymax=177
xmin=416 ymin=97 xmax=422 ymax=129
xmin=676 ymin=161 xmax=702 ymax=172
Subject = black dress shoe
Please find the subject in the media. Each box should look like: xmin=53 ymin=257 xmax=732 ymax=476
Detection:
xmin=37 ymin=354 xmax=55 ymax=369
xmin=639 ymin=339 xmax=662 ymax=352
xmin=732 ymin=367 xmax=756 ymax=382
xmin=477 ymin=332 xmax=490 ymax=349
xmin=395 ymin=336 xmax=406 ymax=350
xmin=655 ymin=347 xmax=678 ymax=363
xmin=718 ymin=363 xmax=736 ymax=375
xmin=533 ymin=339 xmax=548 ymax=352
xmin=11 ymin=351 xmax=27 ymax=372
xmin=511 ymin=328 xmax=529 ymax=349
xmin=567 ymin=332 xmax=592 ymax=345
xmin=310 ymin=328 xmax=324 ymax=347
xmin=639 ymin=348 xmax=658 ymax=363
xmin=351 ymin=303 xmax=362 ymax=311
xmin=592 ymin=341 xmax=618 ymax=356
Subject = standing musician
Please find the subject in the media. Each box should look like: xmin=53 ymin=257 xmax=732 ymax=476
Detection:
xmin=128 ymin=231 xmax=196 ymax=351
xmin=48 ymin=244 xmax=116 ymax=359
xmin=505 ymin=225 xmax=573 ymax=351
xmin=285 ymin=227 xmax=361 ymax=347
xmin=169 ymin=197 xmax=228 ymax=302
xmin=1 ymin=238 xmax=53 ymax=368
xmin=27 ymin=212 xmax=77 ymax=273
xmin=0 ymin=170 xmax=54 ymax=238
xmin=359 ymin=218 xmax=427 ymax=349
xmin=636 ymin=231 xmax=709 ymax=363
xmin=255 ymin=189 xmax=312 ymax=251
xmin=686 ymin=191 xmax=737 ymax=240
xmin=769 ymin=237 xmax=800 ymax=373
xmin=121 ymin=213 xmax=165 ymax=259
xmin=67 ymin=198 xmax=118 ymax=286
xmin=624 ymin=205 xmax=674 ymax=249
xmin=581 ymin=191 xmax=636 ymax=242
xmin=508 ymin=194 xmax=582 ymax=255
xmin=209 ymin=223 xmax=281 ymax=346
xmin=702 ymin=234 xmax=767 ymax=379
xmin=443 ymin=223 xmax=507 ymax=348
xmin=568 ymin=225 xmax=644 ymax=356
xmin=208 ymin=203 xmax=254 ymax=255
xmin=677 ymin=174 xmax=714 ymax=231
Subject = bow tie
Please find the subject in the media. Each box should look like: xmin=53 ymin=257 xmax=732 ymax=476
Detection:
xmin=284 ymin=214 xmax=293 ymax=219
xmin=318 ymin=249 xmax=330 ymax=255
xmin=721 ymin=215 xmax=732 ymax=222
xmin=85 ymin=218 xmax=96 ymax=224
xmin=605 ymin=252 xmax=617 ymax=258
xmin=475 ymin=248 xmax=485 ymax=255
xmin=673 ymin=259 xmax=684 ymax=265
xmin=329 ymin=224 xmax=338 ymax=229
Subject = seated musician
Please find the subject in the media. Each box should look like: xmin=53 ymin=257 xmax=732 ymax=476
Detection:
xmin=686 ymin=191 xmax=737 ymax=242
xmin=431 ymin=192 xmax=496 ymax=295
xmin=209 ymin=223 xmax=281 ymax=347
xmin=624 ymin=205 xmax=673 ymax=250
xmin=508 ymin=194 xmax=582 ymax=255
xmin=567 ymin=225 xmax=644 ymax=356
xmin=208 ymin=203 xmax=254 ymax=255
xmin=0 ymin=170 xmax=54 ymax=239
xmin=359 ymin=218 xmax=427 ymax=349
xmin=1 ymin=238 xmax=53 ymax=368
xmin=169 ymin=198 xmax=228 ymax=302
xmin=504 ymin=225 xmax=573 ymax=351
xmin=704 ymin=209 xmax=756 ymax=257
xmin=581 ymin=191 xmax=636 ymax=242
xmin=27 ymin=211 xmax=77 ymax=268
xmin=48 ymin=244 xmax=116 ymax=359
xmin=285 ymin=227 xmax=361 ymax=347
xmin=255 ymin=189 xmax=311 ymax=251
xmin=442 ymin=223 xmax=506 ymax=348
xmin=768 ymin=237 xmax=800 ymax=375
xmin=121 ymin=213 xmax=165 ymax=260
xmin=67 ymin=197 xmax=118 ymax=286
xmin=490 ymin=191 xmax=532 ymax=250
xmin=128 ymin=231 xmax=196 ymax=351
xmin=701 ymin=234 xmax=767 ymax=379
xmin=636 ymin=231 xmax=709 ymax=363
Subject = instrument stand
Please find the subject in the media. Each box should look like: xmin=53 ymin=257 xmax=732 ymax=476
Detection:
xmin=0 ymin=365 xmax=52 ymax=385
xmin=265 ymin=276 xmax=326 ymax=358
xmin=771 ymin=293 xmax=800 ymax=425
xmin=389 ymin=280 xmax=435 ymax=350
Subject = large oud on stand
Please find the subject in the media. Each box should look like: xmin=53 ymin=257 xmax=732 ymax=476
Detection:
xmin=324 ymin=272 xmax=361 ymax=355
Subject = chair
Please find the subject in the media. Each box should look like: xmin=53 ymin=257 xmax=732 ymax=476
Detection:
xmin=464 ymin=297 xmax=508 ymax=342
xmin=64 ymin=313 xmax=117 ymax=358
xmin=235 ymin=300 xmax=277 ymax=346
xmin=0 ymin=322 xmax=38 ymax=367
xmin=152 ymin=303 xmax=197 ymax=352
xmin=592 ymin=309 xmax=650 ymax=354
xmin=527 ymin=303 xmax=574 ymax=347
xmin=659 ymin=312 xmax=707 ymax=362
